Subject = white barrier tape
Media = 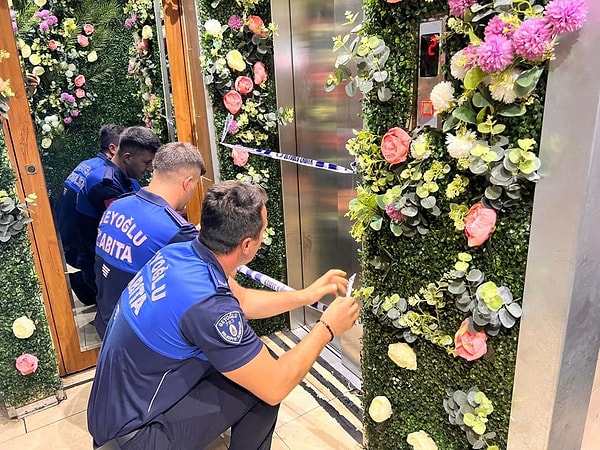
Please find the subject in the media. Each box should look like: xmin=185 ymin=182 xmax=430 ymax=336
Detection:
xmin=237 ymin=265 xmax=328 ymax=312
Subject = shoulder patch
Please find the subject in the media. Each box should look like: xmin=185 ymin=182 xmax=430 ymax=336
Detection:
xmin=215 ymin=311 xmax=244 ymax=345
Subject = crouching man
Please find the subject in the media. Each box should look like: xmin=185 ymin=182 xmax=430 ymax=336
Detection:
xmin=87 ymin=180 xmax=359 ymax=449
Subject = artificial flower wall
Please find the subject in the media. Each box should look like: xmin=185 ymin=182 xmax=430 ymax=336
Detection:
xmin=330 ymin=0 xmax=588 ymax=448
xmin=196 ymin=0 xmax=291 ymax=335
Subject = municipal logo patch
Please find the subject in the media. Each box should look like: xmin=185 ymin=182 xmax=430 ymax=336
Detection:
xmin=215 ymin=311 xmax=244 ymax=345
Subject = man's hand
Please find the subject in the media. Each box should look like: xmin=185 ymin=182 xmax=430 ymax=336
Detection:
xmin=299 ymin=269 xmax=348 ymax=305
xmin=319 ymin=296 xmax=360 ymax=337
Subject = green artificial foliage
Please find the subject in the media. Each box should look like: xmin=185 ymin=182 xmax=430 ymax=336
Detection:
xmin=352 ymin=0 xmax=549 ymax=448
xmin=196 ymin=0 xmax=289 ymax=336
xmin=41 ymin=0 xmax=145 ymax=199
xmin=0 ymin=133 xmax=61 ymax=408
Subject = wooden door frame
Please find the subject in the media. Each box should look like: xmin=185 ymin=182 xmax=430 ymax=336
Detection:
xmin=0 ymin=0 xmax=98 ymax=375
xmin=0 ymin=0 xmax=211 ymax=374
xmin=162 ymin=0 xmax=213 ymax=223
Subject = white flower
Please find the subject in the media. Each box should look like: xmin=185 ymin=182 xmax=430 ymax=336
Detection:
xmin=12 ymin=316 xmax=36 ymax=339
xmin=446 ymin=129 xmax=477 ymax=159
xmin=410 ymin=134 xmax=431 ymax=160
xmin=488 ymin=68 xmax=521 ymax=104
xmin=204 ymin=19 xmax=222 ymax=37
xmin=388 ymin=342 xmax=417 ymax=370
xmin=407 ymin=430 xmax=438 ymax=450
xmin=368 ymin=396 xmax=392 ymax=423
xmin=450 ymin=49 xmax=467 ymax=81
xmin=42 ymin=123 xmax=52 ymax=133
xmin=430 ymin=81 xmax=455 ymax=114
xmin=87 ymin=51 xmax=98 ymax=62
xmin=32 ymin=66 xmax=45 ymax=76
xmin=142 ymin=25 xmax=153 ymax=40
xmin=41 ymin=138 xmax=52 ymax=148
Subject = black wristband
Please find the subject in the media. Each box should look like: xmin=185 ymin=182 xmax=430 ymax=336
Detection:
xmin=317 ymin=319 xmax=335 ymax=342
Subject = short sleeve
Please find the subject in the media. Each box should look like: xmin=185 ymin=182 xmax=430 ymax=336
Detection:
xmin=179 ymin=294 xmax=263 ymax=373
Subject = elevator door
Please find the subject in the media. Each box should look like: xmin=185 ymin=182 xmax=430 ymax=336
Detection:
xmin=272 ymin=0 xmax=362 ymax=376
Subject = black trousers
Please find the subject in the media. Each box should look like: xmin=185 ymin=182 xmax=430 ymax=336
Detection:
xmin=116 ymin=371 xmax=279 ymax=450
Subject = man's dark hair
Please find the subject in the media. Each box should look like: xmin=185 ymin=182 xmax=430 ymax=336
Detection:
xmin=117 ymin=126 xmax=161 ymax=157
xmin=99 ymin=124 xmax=125 ymax=154
xmin=153 ymin=142 xmax=206 ymax=176
xmin=199 ymin=181 xmax=267 ymax=255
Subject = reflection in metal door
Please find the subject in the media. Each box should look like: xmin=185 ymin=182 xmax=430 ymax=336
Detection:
xmin=272 ymin=0 xmax=362 ymax=377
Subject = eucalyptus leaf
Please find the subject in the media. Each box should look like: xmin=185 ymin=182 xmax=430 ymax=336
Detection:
xmin=403 ymin=331 xmax=418 ymax=343
xmin=443 ymin=115 xmax=459 ymax=133
xmin=420 ymin=196 xmax=436 ymax=209
xmin=464 ymin=67 xmax=486 ymax=90
xmin=377 ymin=86 xmax=392 ymax=102
xmin=373 ymin=70 xmax=388 ymax=82
xmin=472 ymin=92 xmax=491 ymax=108
xmin=401 ymin=206 xmax=418 ymax=217
xmin=453 ymin=104 xmax=477 ymax=124
xmin=507 ymin=302 xmax=523 ymax=318
xmin=335 ymin=53 xmax=352 ymax=67
xmin=370 ymin=217 xmax=383 ymax=231
xmin=499 ymin=104 xmax=526 ymax=117
xmin=449 ymin=280 xmax=467 ymax=295
xmin=485 ymin=185 xmax=503 ymax=200
xmin=499 ymin=308 xmax=516 ymax=328
xmin=345 ymin=78 xmax=358 ymax=96
xmin=453 ymin=390 xmax=468 ymax=405
xmin=390 ymin=221 xmax=403 ymax=236
xmin=387 ymin=308 xmax=400 ymax=320
xmin=466 ymin=269 xmax=484 ymax=283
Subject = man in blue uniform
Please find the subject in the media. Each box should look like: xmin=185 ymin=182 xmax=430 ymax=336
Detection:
xmin=88 ymin=180 xmax=359 ymax=450
xmin=54 ymin=124 xmax=124 ymax=305
xmin=76 ymin=126 xmax=161 ymax=299
xmin=94 ymin=142 xmax=206 ymax=339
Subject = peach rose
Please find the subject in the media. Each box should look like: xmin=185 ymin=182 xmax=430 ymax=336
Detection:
xmin=235 ymin=76 xmax=254 ymax=95
xmin=454 ymin=318 xmax=487 ymax=361
xmin=223 ymin=90 xmax=243 ymax=114
xmin=75 ymin=88 xmax=86 ymax=99
xmin=232 ymin=147 xmax=249 ymax=167
xmin=74 ymin=75 xmax=85 ymax=87
xmin=464 ymin=202 xmax=497 ymax=247
xmin=388 ymin=342 xmax=417 ymax=370
xmin=83 ymin=23 xmax=94 ymax=35
xmin=247 ymin=15 xmax=266 ymax=37
xmin=381 ymin=127 xmax=411 ymax=165
xmin=48 ymin=39 xmax=58 ymax=51
xmin=253 ymin=62 xmax=268 ymax=85
xmin=77 ymin=34 xmax=89 ymax=47
xmin=15 ymin=353 xmax=39 ymax=375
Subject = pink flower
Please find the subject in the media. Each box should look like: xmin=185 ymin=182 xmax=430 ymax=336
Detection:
xmin=77 ymin=34 xmax=89 ymax=47
xmin=247 ymin=15 xmax=267 ymax=37
xmin=15 ymin=353 xmax=39 ymax=375
xmin=228 ymin=15 xmax=244 ymax=30
xmin=454 ymin=318 xmax=487 ymax=361
xmin=484 ymin=15 xmax=516 ymax=39
xmin=462 ymin=44 xmax=479 ymax=72
xmin=235 ymin=76 xmax=254 ymax=95
xmin=75 ymin=88 xmax=86 ymax=99
xmin=136 ymin=40 xmax=148 ymax=53
xmin=47 ymin=15 xmax=58 ymax=26
xmin=464 ymin=202 xmax=497 ymax=247
xmin=125 ymin=17 xmax=134 ymax=28
xmin=386 ymin=0 xmax=403 ymax=2
xmin=64 ymin=117 xmax=72 ymax=124
xmin=385 ymin=205 xmax=404 ymax=222
xmin=228 ymin=119 xmax=239 ymax=135
xmin=48 ymin=40 xmax=58 ymax=51
xmin=74 ymin=75 xmax=86 ymax=87
xmin=39 ymin=21 xmax=49 ymax=32
xmin=232 ymin=147 xmax=249 ymax=166
xmin=83 ymin=23 xmax=94 ymax=35
xmin=381 ymin=127 xmax=411 ymax=165
xmin=70 ymin=110 xmax=80 ymax=117
xmin=476 ymin=34 xmax=514 ymax=73
xmin=511 ymin=18 xmax=553 ymax=61
xmin=448 ymin=0 xmax=478 ymax=17
xmin=223 ymin=90 xmax=243 ymax=114
xmin=544 ymin=0 xmax=588 ymax=35
xmin=253 ymin=62 xmax=268 ymax=85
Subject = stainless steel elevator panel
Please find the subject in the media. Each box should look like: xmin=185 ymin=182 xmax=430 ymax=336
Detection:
xmin=272 ymin=0 xmax=362 ymax=374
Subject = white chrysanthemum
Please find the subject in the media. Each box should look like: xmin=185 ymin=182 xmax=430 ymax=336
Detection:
xmin=489 ymin=68 xmax=521 ymax=104
xmin=410 ymin=134 xmax=431 ymax=160
xmin=450 ymin=49 xmax=467 ymax=81
xmin=430 ymin=81 xmax=456 ymax=114
xmin=446 ymin=129 xmax=477 ymax=159
xmin=204 ymin=19 xmax=222 ymax=37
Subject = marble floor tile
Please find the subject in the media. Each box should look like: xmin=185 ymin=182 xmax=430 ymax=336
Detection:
xmin=277 ymin=383 xmax=323 ymax=428
xmin=25 ymin=382 xmax=92 ymax=432
xmin=0 ymin=410 xmax=91 ymax=450
xmin=0 ymin=404 xmax=25 ymax=444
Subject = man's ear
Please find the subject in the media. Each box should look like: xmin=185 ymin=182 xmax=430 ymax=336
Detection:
xmin=122 ymin=152 xmax=132 ymax=163
xmin=240 ymin=237 xmax=253 ymax=254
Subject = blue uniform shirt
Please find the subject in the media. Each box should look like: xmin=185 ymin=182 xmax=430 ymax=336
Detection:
xmin=87 ymin=240 xmax=263 ymax=446
xmin=54 ymin=152 xmax=107 ymax=266
xmin=75 ymin=159 xmax=141 ymax=292
xmin=94 ymin=189 xmax=198 ymax=338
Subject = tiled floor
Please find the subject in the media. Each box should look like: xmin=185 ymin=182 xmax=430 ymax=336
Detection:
xmin=0 ymin=332 xmax=365 ymax=450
